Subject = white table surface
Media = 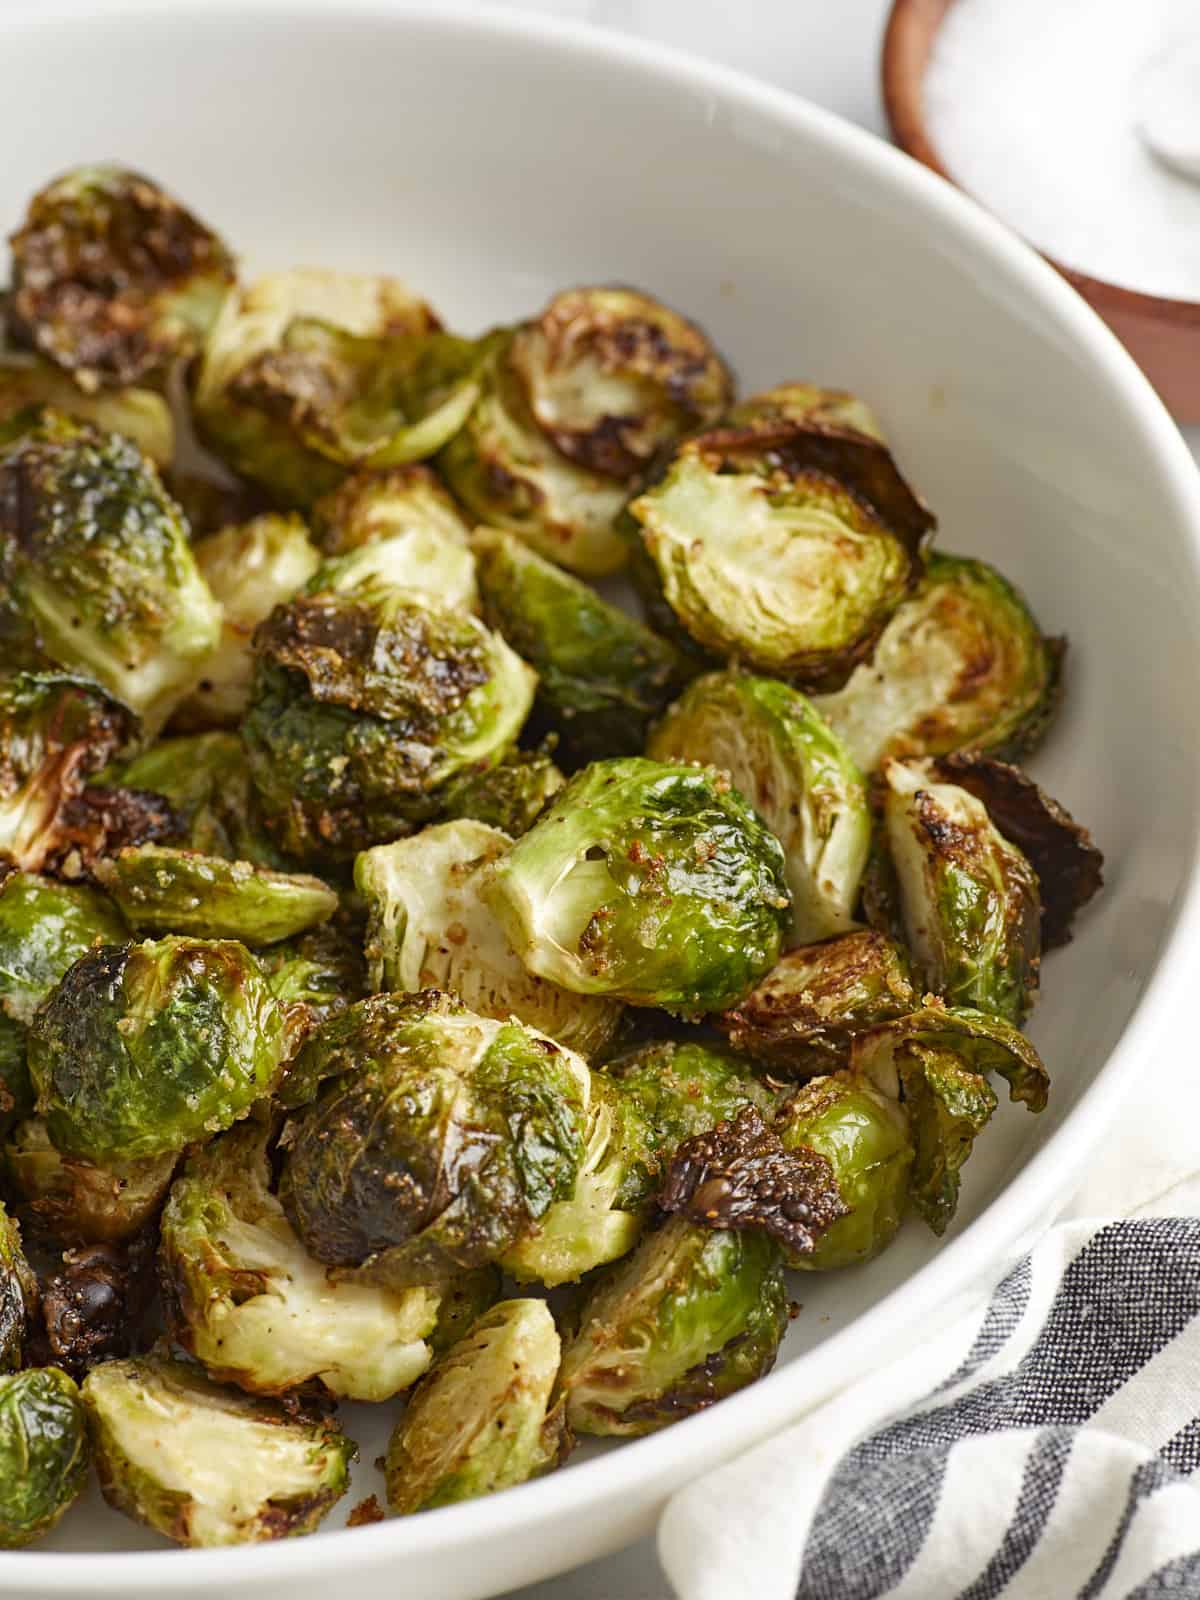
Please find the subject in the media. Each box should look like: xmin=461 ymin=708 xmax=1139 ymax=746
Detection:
xmin=488 ymin=2 xmax=1200 ymax=1596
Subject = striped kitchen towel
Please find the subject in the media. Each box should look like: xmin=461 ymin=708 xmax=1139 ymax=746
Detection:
xmin=659 ymin=1215 xmax=1200 ymax=1600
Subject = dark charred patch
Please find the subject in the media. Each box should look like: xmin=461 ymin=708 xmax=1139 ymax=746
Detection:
xmin=347 ymin=1494 xmax=385 ymax=1527
xmin=45 ymin=785 xmax=179 ymax=881
xmin=31 ymin=1232 xmax=157 ymax=1380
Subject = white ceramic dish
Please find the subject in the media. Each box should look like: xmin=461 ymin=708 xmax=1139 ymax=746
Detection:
xmin=3 ymin=3 xmax=1200 ymax=1596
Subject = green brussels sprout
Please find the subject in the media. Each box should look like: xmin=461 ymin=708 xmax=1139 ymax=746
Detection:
xmin=438 ymin=742 xmax=565 ymax=837
xmin=8 ymin=165 xmax=234 ymax=388
xmin=0 ymin=1201 xmax=35 ymax=1372
xmin=279 ymin=992 xmax=590 ymax=1285
xmin=813 ymin=554 xmax=1064 ymax=772
xmin=0 ymin=412 xmax=222 ymax=733
xmin=386 ymin=1299 xmax=568 ymax=1516
xmin=178 ymin=514 xmax=321 ymax=729
xmin=439 ymin=334 xmax=629 ymax=578
xmin=28 ymin=935 xmax=286 ymax=1165
xmin=355 ymin=821 xmax=622 ymax=1059
xmin=881 ymin=757 xmax=1041 ymax=1025
xmin=473 ymin=526 xmax=694 ymax=765
xmin=311 ymin=463 xmax=474 ymax=556
xmin=774 ymin=1074 xmax=914 ymax=1269
xmin=851 ymin=1001 xmax=1050 ymax=1112
xmin=0 ymin=872 xmax=126 ymax=1050
xmin=0 ymin=1019 xmax=33 ymax=1139
xmin=427 ymin=1267 xmax=502 ymax=1355
xmin=558 ymin=1216 xmax=788 ymax=1437
xmin=726 ymin=381 xmax=887 ymax=438
xmin=94 ymin=845 xmax=337 ymax=945
xmin=110 ymin=731 xmax=282 ymax=866
xmin=193 ymin=267 xmax=444 ymax=505
xmin=241 ymin=584 xmax=537 ymax=862
xmin=0 ymin=351 xmax=174 ymax=464
xmin=716 ymin=930 xmax=917 ymax=1077
xmin=5 ymin=1117 xmax=175 ymax=1245
xmin=305 ymin=525 xmax=477 ymax=612
xmin=648 ymin=672 xmax=871 ymax=945
xmin=160 ymin=1121 xmax=443 ymax=1401
xmin=623 ymin=406 xmax=932 ymax=689
xmin=0 ymin=1367 xmax=88 ymax=1547
xmin=257 ymin=922 xmax=366 ymax=1081
xmin=82 ymin=1352 xmax=354 ymax=1546
xmin=486 ymin=757 xmax=791 ymax=1015
xmin=507 ymin=286 xmax=731 ymax=477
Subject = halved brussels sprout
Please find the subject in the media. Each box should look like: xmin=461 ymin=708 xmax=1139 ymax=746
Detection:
xmin=0 ymin=352 xmax=173 ymax=464
xmin=178 ymin=514 xmax=321 ymax=729
xmin=486 ymin=757 xmax=791 ymax=1015
xmin=648 ymin=672 xmax=870 ymax=945
xmin=5 ymin=1117 xmax=175 ymax=1245
xmin=279 ymin=992 xmax=590 ymax=1285
xmin=241 ymin=584 xmax=537 ymax=862
xmin=774 ymin=1074 xmax=914 ymax=1269
xmin=726 ymin=381 xmax=886 ymax=438
xmin=473 ymin=526 xmax=694 ymax=765
xmin=258 ymin=922 xmax=366 ymax=1079
xmin=624 ymin=405 xmax=931 ymax=689
xmin=8 ymin=165 xmax=234 ymax=389
xmin=110 ymin=731 xmax=282 ymax=866
xmin=0 ymin=411 xmax=221 ymax=733
xmin=438 ymin=743 xmax=565 ymax=838
xmin=193 ymin=267 xmax=443 ymax=505
xmin=851 ymin=1002 xmax=1050 ymax=1113
xmin=0 ymin=871 xmax=126 ymax=1030
xmin=881 ymin=758 xmax=1041 ymax=1025
xmin=558 ymin=1216 xmax=788 ymax=1437
xmin=160 ymin=1121 xmax=442 ymax=1401
xmin=385 ymin=1298 xmax=568 ymax=1514
xmin=0 ymin=1201 xmax=35 ymax=1372
xmin=716 ymin=931 xmax=917 ymax=1078
xmin=813 ymin=554 xmax=1064 ymax=772
xmin=356 ymin=821 xmax=622 ymax=1058
xmin=95 ymin=845 xmax=337 ymax=945
xmin=507 ymin=286 xmax=732 ymax=478
xmin=439 ymin=335 xmax=629 ymax=578
xmin=82 ymin=1352 xmax=354 ymax=1546
xmin=0 ymin=1367 xmax=88 ymax=1548
xmin=29 ymin=935 xmax=286 ymax=1165
xmin=311 ymin=464 xmax=473 ymax=556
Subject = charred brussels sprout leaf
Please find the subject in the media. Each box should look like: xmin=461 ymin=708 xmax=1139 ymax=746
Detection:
xmin=726 ymin=381 xmax=887 ymax=438
xmin=851 ymin=1003 xmax=1050 ymax=1113
xmin=241 ymin=585 xmax=536 ymax=862
xmin=8 ymin=165 xmax=234 ymax=388
xmin=95 ymin=845 xmax=337 ymax=945
xmin=474 ymin=526 xmax=694 ymax=765
xmin=82 ymin=1352 xmax=354 ymax=1546
xmin=438 ymin=743 xmax=565 ymax=838
xmin=774 ymin=1074 xmax=914 ymax=1269
xmin=648 ymin=671 xmax=870 ymax=945
xmin=279 ymin=992 xmax=590 ymax=1284
xmin=717 ymin=931 xmax=917 ymax=1078
xmin=5 ymin=1117 xmax=175 ymax=1245
xmin=814 ymin=554 xmax=1064 ymax=773
xmin=28 ymin=935 xmax=286 ymax=1164
xmin=0 ymin=1367 xmax=88 ymax=1547
xmin=257 ymin=922 xmax=366 ymax=1081
xmin=0 ymin=412 xmax=221 ymax=733
xmin=160 ymin=1121 xmax=442 ymax=1401
xmin=385 ymin=1298 xmax=567 ymax=1514
xmin=881 ymin=758 xmax=1041 ymax=1025
xmin=0 ymin=351 xmax=173 ymax=464
xmin=110 ymin=731 xmax=281 ymax=866
xmin=558 ymin=1216 xmax=788 ymax=1437
xmin=486 ymin=757 xmax=791 ymax=1016
xmin=508 ymin=286 xmax=732 ymax=479
xmin=356 ymin=821 xmax=622 ymax=1059
xmin=0 ymin=1201 xmax=35 ymax=1372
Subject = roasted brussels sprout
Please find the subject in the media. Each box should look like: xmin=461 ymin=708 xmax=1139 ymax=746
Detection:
xmin=385 ymin=1298 xmax=568 ymax=1514
xmin=726 ymin=381 xmax=886 ymax=438
xmin=160 ymin=469 xmax=270 ymax=541
xmin=851 ymin=1002 xmax=1050 ymax=1113
xmin=623 ymin=402 xmax=931 ymax=689
xmin=813 ymin=554 xmax=1064 ymax=772
xmin=94 ymin=845 xmax=336 ymax=945
xmin=257 ymin=922 xmax=365 ymax=1078
xmin=110 ymin=731 xmax=281 ymax=866
xmin=0 ymin=351 xmax=173 ymax=464
xmin=486 ymin=757 xmax=791 ymax=1015
xmin=356 ymin=821 xmax=622 ymax=1058
xmin=310 ymin=463 xmax=473 ymax=556
xmin=774 ymin=1074 xmax=914 ymax=1268
xmin=8 ymin=165 xmax=234 ymax=388
xmin=438 ymin=742 xmax=565 ymax=837
xmin=648 ymin=672 xmax=870 ymax=944
xmin=558 ymin=1216 xmax=788 ymax=1436
xmin=160 ymin=1121 xmax=442 ymax=1401
xmin=0 ymin=1200 xmax=35 ymax=1371
xmin=0 ymin=411 xmax=221 ymax=733
xmin=716 ymin=931 xmax=917 ymax=1078
xmin=82 ymin=1352 xmax=354 ymax=1546
xmin=880 ymin=758 xmax=1041 ymax=1025
xmin=0 ymin=1367 xmax=88 ymax=1547
xmin=241 ymin=584 xmax=536 ymax=862
xmin=179 ymin=514 xmax=321 ymax=729
xmin=193 ymin=268 xmax=445 ymax=505
xmin=439 ymin=335 xmax=629 ymax=578
xmin=32 ymin=1235 xmax=157 ymax=1380
xmin=5 ymin=1117 xmax=175 ymax=1245
xmin=29 ymin=935 xmax=286 ymax=1165
xmin=279 ymin=992 xmax=590 ymax=1286
xmin=473 ymin=526 xmax=693 ymax=765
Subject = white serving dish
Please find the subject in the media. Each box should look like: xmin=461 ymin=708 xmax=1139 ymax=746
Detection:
xmin=3 ymin=3 xmax=1200 ymax=1596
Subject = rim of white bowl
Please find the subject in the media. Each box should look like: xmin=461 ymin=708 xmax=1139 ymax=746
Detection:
xmin=4 ymin=0 xmax=1200 ymax=1588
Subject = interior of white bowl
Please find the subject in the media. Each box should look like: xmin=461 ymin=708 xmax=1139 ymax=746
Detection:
xmin=3 ymin=5 xmax=1200 ymax=1597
